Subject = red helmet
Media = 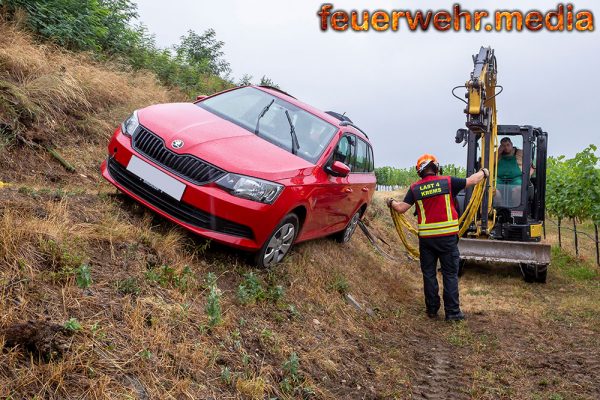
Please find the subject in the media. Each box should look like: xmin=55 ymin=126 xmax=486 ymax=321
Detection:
xmin=416 ymin=154 xmax=440 ymax=176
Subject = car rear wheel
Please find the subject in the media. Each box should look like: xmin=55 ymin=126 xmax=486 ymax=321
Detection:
xmin=335 ymin=209 xmax=361 ymax=243
xmin=255 ymin=214 xmax=299 ymax=268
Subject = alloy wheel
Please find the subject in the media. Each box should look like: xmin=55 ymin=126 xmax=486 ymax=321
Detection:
xmin=263 ymin=222 xmax=295 ymax=267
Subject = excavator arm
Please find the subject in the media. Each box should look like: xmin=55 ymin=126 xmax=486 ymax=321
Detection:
xmin=460 ymin=46 xmax=499 ymax=237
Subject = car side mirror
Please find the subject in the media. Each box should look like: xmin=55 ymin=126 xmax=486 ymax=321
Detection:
xmin=326 ymin=161 xmax=350 ymax=177
xmin=196 ymin=95 xmax=208 ymax=101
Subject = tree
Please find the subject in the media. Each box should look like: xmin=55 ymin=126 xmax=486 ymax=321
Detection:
xmin=259 ymin=75 xmax=279 ymax=88
xmin=237 ymin=74 xmax=253 ymax=86
xmin=174 ymin=29 xmax=231 ymax=77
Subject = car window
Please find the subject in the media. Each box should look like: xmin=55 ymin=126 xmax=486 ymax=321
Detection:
xmin=333 ymin=135 xmax=354 ymax=167
xmin=353 ymin=138 xmax=368 ymax=173
xmin=367 ymin=144 xmax=374 ymax=172
xmin=198 ymin=87 xmax=338 ymax=164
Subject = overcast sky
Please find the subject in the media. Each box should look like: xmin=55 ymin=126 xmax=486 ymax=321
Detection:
xmin=134 ymin=0 xmax=599 ymax=168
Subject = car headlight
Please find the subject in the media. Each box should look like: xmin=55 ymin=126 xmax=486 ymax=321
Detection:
xmin=216 ymin=173 xmax=283 ymax=204
xmin=121 ymin=110 xmax=139 ymax=137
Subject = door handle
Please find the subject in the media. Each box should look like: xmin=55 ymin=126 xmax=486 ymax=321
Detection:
xmin=361 ymin=187 xmax=369 ymax=192
xmin=344 ymin=188 xmax=353 ymax=193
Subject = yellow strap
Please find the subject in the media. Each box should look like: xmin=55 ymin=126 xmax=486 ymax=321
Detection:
xmin=389 ymin=206 xmax=420 ymax=259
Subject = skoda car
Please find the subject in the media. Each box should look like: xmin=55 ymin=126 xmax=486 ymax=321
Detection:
xmin=101 ymin=86 xmax=376 ymax=267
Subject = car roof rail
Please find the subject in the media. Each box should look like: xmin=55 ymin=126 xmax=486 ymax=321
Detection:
xmin=325 ymin=111 xmax=353 ymax=123
xmin=339 ymin=120 xmax=369 ymax=139
xmin=257 ymin=85 xmax=297 ymax=99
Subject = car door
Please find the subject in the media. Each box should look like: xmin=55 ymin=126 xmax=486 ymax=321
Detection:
xmin=305 ymin=134 xmax=357 ymax=235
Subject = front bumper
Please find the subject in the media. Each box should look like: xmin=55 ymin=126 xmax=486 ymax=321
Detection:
xmin=101 ymin=129 xmax=287 ymax=251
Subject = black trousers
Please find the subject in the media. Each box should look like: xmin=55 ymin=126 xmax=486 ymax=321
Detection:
xmin=418 ymin=234 xmax=461 ymax=315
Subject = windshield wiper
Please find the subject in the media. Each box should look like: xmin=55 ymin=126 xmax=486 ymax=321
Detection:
xmin=254 ymin=99 xmax=275 ymax=136
xmin=284 ymin=110 xmax=300 ymax=155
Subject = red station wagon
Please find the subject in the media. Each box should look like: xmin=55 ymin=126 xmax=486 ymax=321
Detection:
xmin=101 ymin=86 xmax=376 ymax=267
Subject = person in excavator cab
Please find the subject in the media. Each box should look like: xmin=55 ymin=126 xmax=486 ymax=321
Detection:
xmin=495 ymin=137 xmax=535 ymax=207
xmin=387 ymin=154 xmax=488 ymax=321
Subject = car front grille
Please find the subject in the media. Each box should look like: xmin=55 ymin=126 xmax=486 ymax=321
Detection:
xmin=107 ymin=158 xmax=253 ymax=239
xmin=132 ymin=127 xmax=226 ymax=185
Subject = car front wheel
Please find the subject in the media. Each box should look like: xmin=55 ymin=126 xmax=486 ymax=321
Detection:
xmin=255 ymin=213 xmax=299 ymax=268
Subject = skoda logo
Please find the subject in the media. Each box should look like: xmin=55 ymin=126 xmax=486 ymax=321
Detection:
xmin=172 ymin=139 xmax=184 ymax=149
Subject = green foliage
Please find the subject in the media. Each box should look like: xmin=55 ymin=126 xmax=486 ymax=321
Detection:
xmin=375 ymin=164 xmax=466 ymax=188
xmin=220 ymin=366 xmax=232 ymax=385
xmin=116 ymin=277 xmax=140 ymax=295
xmin=75 ymin=264 xmax=92 ymax=289
xmin=547 ymin=145 xmax=599 ymax=223
xmin=2 ymin=0 xmax=233 ymax=96
xmin=551 ymin=247 xmax=598 ymax=281
xmin=258 ymin=75 xmax=279 ymax=88
xmin=145 ymin=265 xmax=193 ymax=292
xmin=329 ymin=274 xmax=349 ymax=296
xmin=280 ymin=352 xmax=303 ymax=394
xmin=205 ymin=273 xmax=222 ymax=327
xmin=237 ymin=273 xmax=285 ymax=305
xmin=237 ymin=272 xmax=265 ymax=304
xmin=64 ymin=317 xmax=82 ymax=332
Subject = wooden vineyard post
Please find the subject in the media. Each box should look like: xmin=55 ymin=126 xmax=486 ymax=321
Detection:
xmin=595 ymin=223 xmax=599 ymax=267
xmin=573 ymin=218 xmax=579 ymax=256
xmin=558 ymin=218 xmax=562 ymax=248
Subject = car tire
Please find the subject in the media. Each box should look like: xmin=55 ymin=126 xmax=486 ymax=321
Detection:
xmin=335 ymin=209 xmax=362 ymax=244
xmin=254 ymin=213 xmax=299 ymax=269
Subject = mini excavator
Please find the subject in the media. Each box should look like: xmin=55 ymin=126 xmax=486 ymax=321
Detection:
xmin=453 ymin=46 xmax=551 ymax=283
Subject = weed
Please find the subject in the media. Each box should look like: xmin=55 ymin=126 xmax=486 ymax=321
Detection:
xmin=64 ymin=318 xmax=82 ymax=332
xmin=146 ymin=264 xmax=194 ymax=292
xmin=448 ymin=323 xmax=473 ymax=347
xmin=116 ymin=277 xmax=140 ymax=295
xmin=280 ymin=352 xmax=302 ymax=393
xmin=329 ymin=274 xmax=350 ymax=295
xmin=75 ymin=264 xmax=92 ymax=289
xmin=237 ymin=272 xmax=265 ymax=304
xmin=268 ymin=285 xmax=285 ymax=302
xmin=139 ymin=349 xmax=152 ymax=360
xmin=220 ymin=366 xmax=232 ymax=385
xmin=205 ymin=274 xmax=222 ymax=327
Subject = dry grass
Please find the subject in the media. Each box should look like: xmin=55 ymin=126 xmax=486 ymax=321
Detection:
xmin=1 ymin=24 xmax=599 ymax=399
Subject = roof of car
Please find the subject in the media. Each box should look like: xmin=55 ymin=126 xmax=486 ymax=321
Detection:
xmin=253 ymin=86 xmax=370 ymax=142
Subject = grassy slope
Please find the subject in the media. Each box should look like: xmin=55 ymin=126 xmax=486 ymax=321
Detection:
xmin=1 ymin=23 xmax=599 ymax=399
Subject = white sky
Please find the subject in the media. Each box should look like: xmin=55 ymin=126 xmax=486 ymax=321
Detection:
xmin=134 ymin=0 xmax=599 ymax=168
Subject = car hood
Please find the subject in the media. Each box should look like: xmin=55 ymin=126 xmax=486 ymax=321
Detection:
xmin=138 ymin=103 xmax=315 ymax=181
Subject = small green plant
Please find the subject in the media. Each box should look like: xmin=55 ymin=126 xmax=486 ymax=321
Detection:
xmin=139 ymin=349 xmax=152 ymax=360
xmin=280 ymin=352 xmax=302 ymax=393
xmin=146 ymin=264 xmax=194 ymax=291
xmin=220 ymin=366 xmax=232 ymax=385
xmin=268 ymin=285 xmax=285 ymax=302
xmin=330 ymin=274 xmax=349 ymax=295
xmin=237 ymin=272 xmax=265 ymax=304
xmin=75 ymin=264 xmax=92 ymax=289
xmin=205 ymin=273 xmax=222 ymax=327
xmin=64 ymin=318 xmax=82 ymax=332
xmin=116 ymin=277 xmax=140 ymax=295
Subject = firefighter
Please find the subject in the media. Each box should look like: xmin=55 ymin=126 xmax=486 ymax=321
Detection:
xmin=387 ymin=154 xmax=488 ymax=321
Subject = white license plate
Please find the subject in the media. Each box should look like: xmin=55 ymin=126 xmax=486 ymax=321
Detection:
xmin=126 ymin=155 xmax=186 ymax=201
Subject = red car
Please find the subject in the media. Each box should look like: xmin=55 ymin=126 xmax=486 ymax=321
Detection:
xmin=101 ymin=86 xmax=376 ymax=267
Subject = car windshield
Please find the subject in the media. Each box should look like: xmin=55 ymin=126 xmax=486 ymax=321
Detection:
xmin=197 ymin=87 xmax=338 ymax=164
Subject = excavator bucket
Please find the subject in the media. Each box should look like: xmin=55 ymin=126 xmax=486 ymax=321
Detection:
xmin=458 ymin=238 xmax=551 ymax=265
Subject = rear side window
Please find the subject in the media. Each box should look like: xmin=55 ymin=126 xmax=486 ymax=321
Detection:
xmin=353 ymin=138 xmax=368 ymax=172
xmin=367 ymin=144 xmax=375 ymax=172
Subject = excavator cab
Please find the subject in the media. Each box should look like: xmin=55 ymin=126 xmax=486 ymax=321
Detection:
xmin=458 ymin=125 xmax=548 ymax=242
